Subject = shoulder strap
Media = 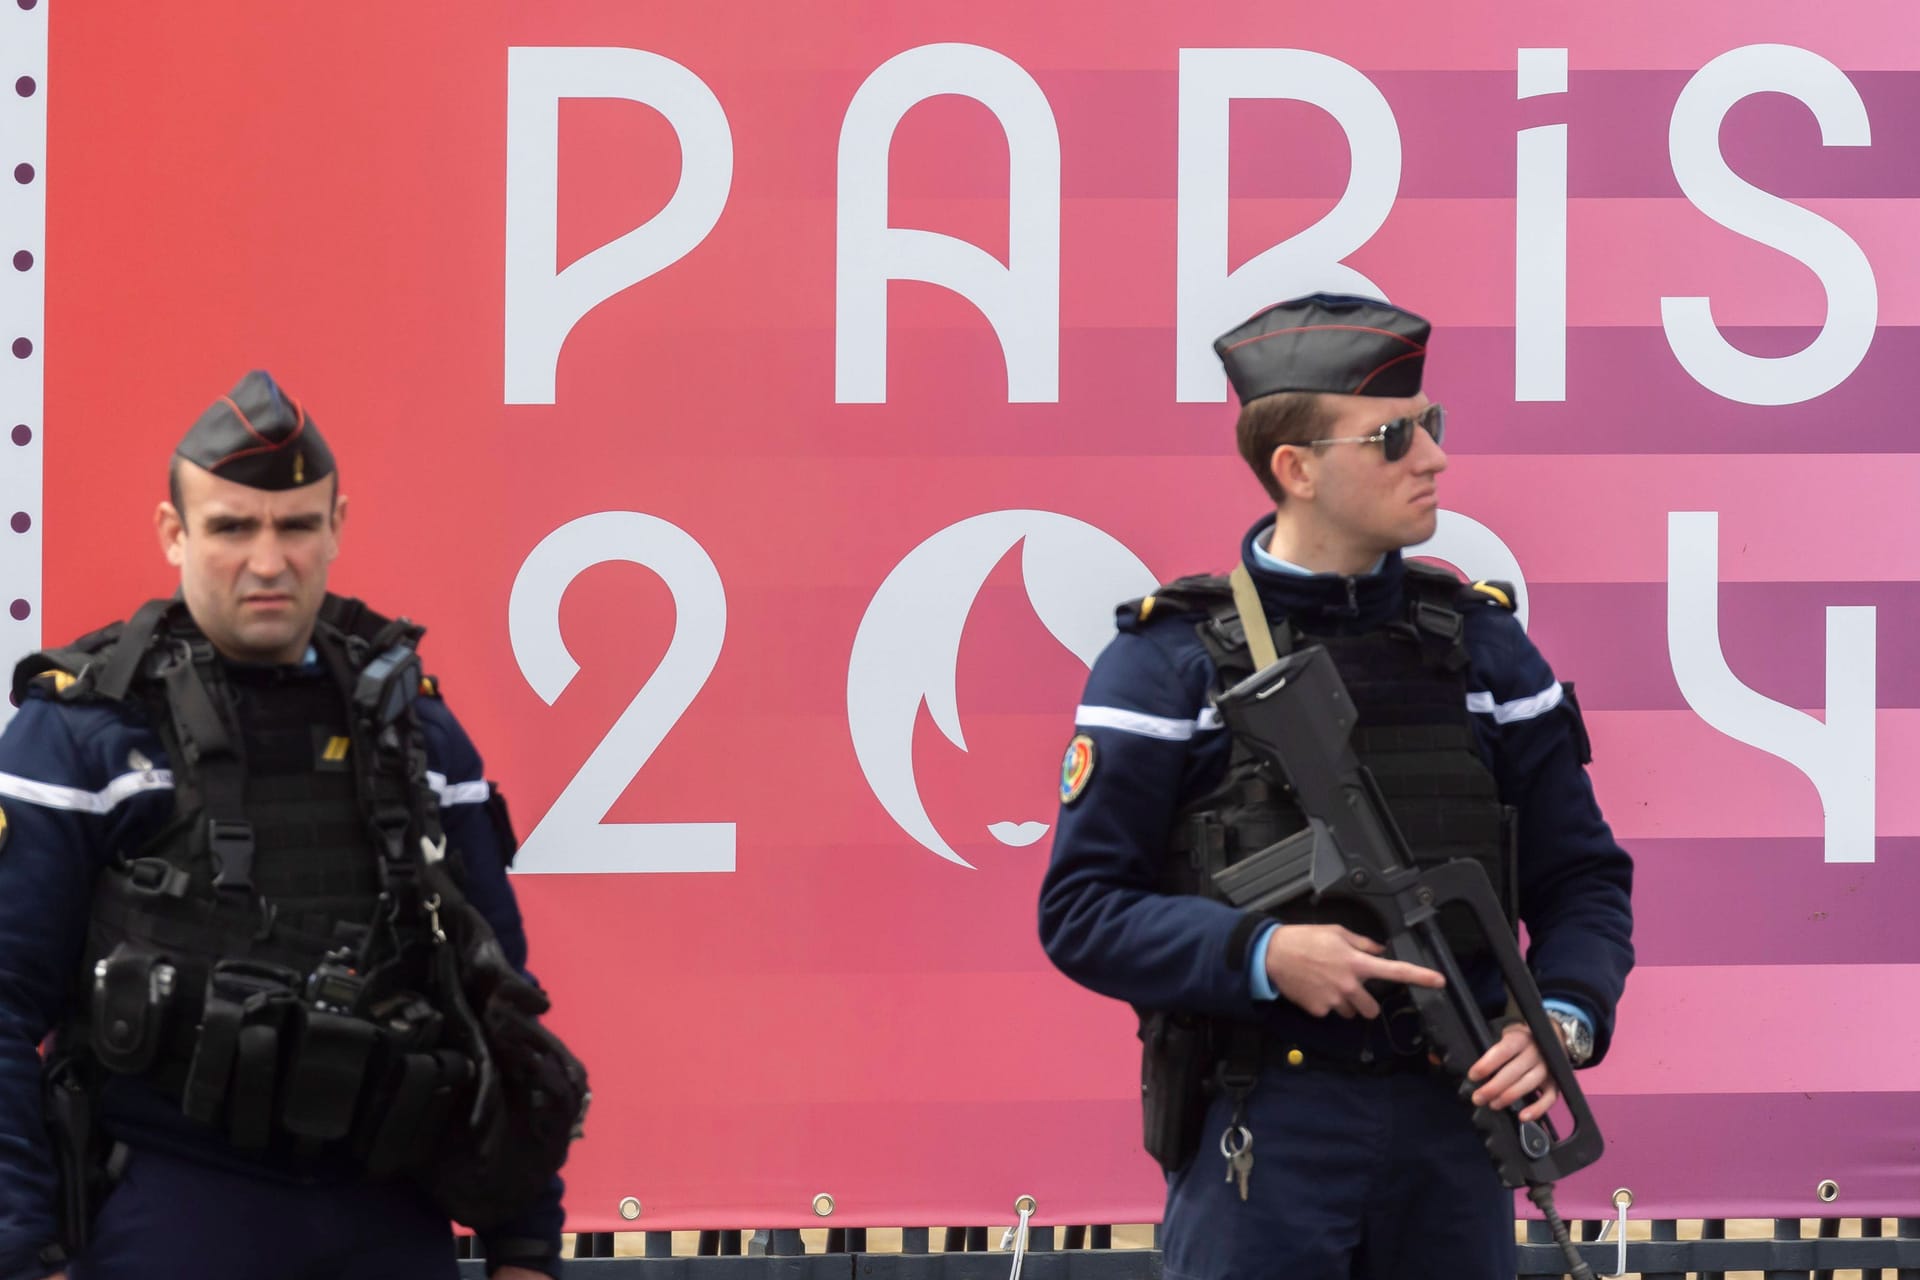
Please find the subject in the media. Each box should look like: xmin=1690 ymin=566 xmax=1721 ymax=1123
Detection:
xmin=312 ymin=619 xmax=440 ymax=937
xmin=1192 ymin=571 xmax=1294 ymax=684
xmin=94 ymin=599 xmax=178 ymax=703
xmin=1401 ymin=558 xmax=1465 ymax=597
xmin=148 ymin=635 xmax=255 ymax=892
xmin=1399 ymin=562 xmax=1469 ymax=673
xmin=1227 ymin=564 xmax=1280 ymax=671
xmin=318 ymin=594 xmax=422 ymax=652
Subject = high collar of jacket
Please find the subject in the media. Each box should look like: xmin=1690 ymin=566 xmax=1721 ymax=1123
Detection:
xmin=1239 ymin=514 xmax=1407 ymax=633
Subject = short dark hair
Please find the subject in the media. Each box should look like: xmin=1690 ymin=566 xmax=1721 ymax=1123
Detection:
xmin=1235 ymin=392 xmax=1331 ymax=503
xmin=168 ymin=455 xmax=340 ymax=524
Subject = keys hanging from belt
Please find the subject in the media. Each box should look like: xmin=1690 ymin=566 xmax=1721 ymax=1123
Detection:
xmin=1220 ymin=1121 xmax=1253 ymax=1202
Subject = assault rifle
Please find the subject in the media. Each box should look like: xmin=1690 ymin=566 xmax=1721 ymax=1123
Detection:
xmin=1211 ymin=644 xmax=1602 ymax=1280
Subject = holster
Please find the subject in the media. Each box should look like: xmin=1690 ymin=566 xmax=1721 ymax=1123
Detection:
xmin=1138 ymin=1009 xmax=1211 ymax=1174
xmin=42 ymin=1053 xmax=108 ymax=1257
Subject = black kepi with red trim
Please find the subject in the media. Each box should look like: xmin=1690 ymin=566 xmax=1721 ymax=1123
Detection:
xmin=176 ymin=370 xmax=335 ymax=490
xmin=1213 ymin=293 xmax=1429 ymax=403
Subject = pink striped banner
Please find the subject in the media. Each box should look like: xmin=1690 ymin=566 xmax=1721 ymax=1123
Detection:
xmin=39 ymin=0 xmax=1920 ymax=1227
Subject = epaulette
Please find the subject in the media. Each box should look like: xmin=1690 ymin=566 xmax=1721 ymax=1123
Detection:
xmin=31 ymin=668 xmax=80 ymax=696
xmin=1463 ymin=579 xmax=1520 ymax=614
xmin=1403 ymin=559 xmax=1519 ymax=615
xmin=1115 ymin=573 xmax=1231 ymax=633
xmin=11 ymin=621 xmax=126 ymax=705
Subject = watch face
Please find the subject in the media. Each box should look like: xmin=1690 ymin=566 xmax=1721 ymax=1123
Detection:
xmin=1550 ymin=1011 xmax=1591 ymax=1062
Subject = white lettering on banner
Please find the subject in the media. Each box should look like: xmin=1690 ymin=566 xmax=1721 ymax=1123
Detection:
xmin=836 ymin=44 xmax=1061 ymax=404
xmin=1406 ymin=510 xmax=1530 ymax=631
xmin=488 ymin=45 xmax=1899 ymax=408
xmin=1667 ymin=512 xmax=1876 ymax=863
xmin=1662 ymin=45 xmax=1877 ymax=406
xmin=507 ymin=511 xmax=734 ymax=874
xmin=847 ymin=511 xmax=1156 ymax=866
xmin=1175 ymin=49 xmax=1402 ymax=403
xmin=504 ymin=47 xmax=734 ymax=405
xmin=1515 ymin=49 xmax=1568 ymax=403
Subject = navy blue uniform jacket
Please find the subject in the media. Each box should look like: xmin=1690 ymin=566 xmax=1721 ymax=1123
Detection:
xmin=0 ymin=649 xmax=564 ymax=1279
xmin=1038 ymin=518 xmax=1635 ymax=1065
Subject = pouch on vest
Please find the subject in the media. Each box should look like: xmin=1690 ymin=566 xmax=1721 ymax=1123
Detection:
xmin=181 ymin=959 xmax=302 ymax=1146
xmin=281 ymin=1008 xmax=380 ymax=1142
xmin=88 ymin=943 xmax=178 ymax=1076
xmin=358 ymin=1048 xmax=471 ymax=1180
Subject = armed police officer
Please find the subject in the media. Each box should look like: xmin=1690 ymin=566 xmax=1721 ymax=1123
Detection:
xmin=1038 ymin=296 xmax=1633 ymax=1279
xmin=0 ymin=373 xmax=587 ymax=1280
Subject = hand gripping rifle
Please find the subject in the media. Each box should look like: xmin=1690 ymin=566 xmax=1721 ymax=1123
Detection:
xmin=1211 ymin=644 xmax=1603 ymax=1280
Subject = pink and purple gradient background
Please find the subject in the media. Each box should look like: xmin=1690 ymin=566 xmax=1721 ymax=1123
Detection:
xmin=41 ymin=0 xmax=1919 ymax=1228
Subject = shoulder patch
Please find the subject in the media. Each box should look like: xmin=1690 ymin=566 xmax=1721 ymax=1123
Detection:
xmin=1059 ymin=734 xmax=1096 ymax=804
xmin=1469 ymin=579 xmax=1520 ymax=613
xmin=418 ymin=675 xmax=440 ymax=699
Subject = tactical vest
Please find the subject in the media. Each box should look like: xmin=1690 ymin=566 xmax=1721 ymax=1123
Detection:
xmin=22 ymin=596 xmax=468 ymax=1173
xmin=1161 ymin=563 xmax=1518 ymax=955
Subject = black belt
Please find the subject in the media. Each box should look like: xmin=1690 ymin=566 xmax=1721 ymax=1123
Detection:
xmin=1263 ymin=1041 xmax=1434 ymax=1077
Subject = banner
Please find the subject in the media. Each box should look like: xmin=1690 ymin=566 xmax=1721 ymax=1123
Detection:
xmin=14 ymin=0 xmax=1917 ymax=1229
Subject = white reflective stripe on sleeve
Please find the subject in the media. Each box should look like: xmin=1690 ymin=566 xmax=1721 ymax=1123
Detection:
xmin=1466 ymin=681 xmax=1565 ymax=724
xmin=426 ymin=771 xmax=492 ymax=806
xmin=1075 ymin=705 xmax=1224 ymax=741
xmin=0 ymin=768 xmax=175 ymax=815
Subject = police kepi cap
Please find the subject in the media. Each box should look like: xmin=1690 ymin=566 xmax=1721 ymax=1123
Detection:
xmin=175 ymin=371 xmax=335 ymax=490
xmin=1213 ymin=293 xmax=1430 ymax=403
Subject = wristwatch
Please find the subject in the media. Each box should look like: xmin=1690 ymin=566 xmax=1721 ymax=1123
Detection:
xmin=1545 ymin=1008 xmax=1594 ymax=1067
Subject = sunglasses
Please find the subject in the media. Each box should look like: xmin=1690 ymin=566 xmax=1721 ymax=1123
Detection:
xmin=1308 ymin=404 xmax=1446 ymax=463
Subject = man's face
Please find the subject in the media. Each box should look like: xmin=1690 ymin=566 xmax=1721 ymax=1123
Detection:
xmin=1296 ymin=391 xmax=1448 ymax=556
xmin=156 ymin=462 xmax=347 ymax=664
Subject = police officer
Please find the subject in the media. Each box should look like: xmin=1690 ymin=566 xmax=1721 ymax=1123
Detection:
xmin=0 ymin=373 xmax=577 ymax=1280
xmin=1038 ymin=295 xmax=1634 ymax=1279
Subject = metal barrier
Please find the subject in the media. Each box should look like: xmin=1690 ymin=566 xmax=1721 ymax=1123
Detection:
xmin=450 ymin=1219 xmax=1920 ymax=1278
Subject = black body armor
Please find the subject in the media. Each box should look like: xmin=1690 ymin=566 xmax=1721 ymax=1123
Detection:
xmin=19 ymin=595 xmax=587 ymax=1241
xmin=1164 ymin=563 xmax=1518 ymax=952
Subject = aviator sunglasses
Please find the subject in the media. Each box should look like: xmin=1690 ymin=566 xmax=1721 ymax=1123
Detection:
xmin=1307 ymin=404 xmax=1446 ymax=463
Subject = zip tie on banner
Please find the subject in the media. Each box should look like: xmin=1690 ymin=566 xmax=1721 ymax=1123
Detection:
xmin=1591 ymin=1188 xmax=1632 ymax=1278
xmin=999 ymin=1195 xmax=1036 ymax=1280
